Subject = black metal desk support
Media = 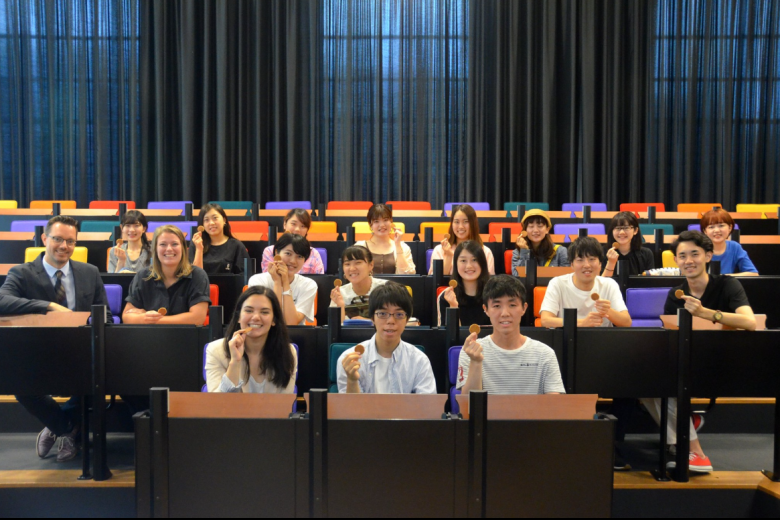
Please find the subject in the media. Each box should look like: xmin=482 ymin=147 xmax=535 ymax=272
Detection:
xmin=468 ymin=390 xmax=487 ymax=518
xmin=90 ymin=305 xmax=111 ymax=481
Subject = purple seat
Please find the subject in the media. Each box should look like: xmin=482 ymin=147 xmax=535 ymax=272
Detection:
xmin=449 ymin=346 xmax=462 ymax=414
xmin=444 ymin=202 xmax=490 ymax=213
xmin=148 ymin=201 xmax=193 ymax=213
xmin=104 ymin=284 xmax=123 ymax=324
xmin=688 ymin=223 xmax=739 ymax=232
xmin=553 ymin=223 xmax=606 ymax=243
xmin=562 ymin=203 xmax=608 ymax=217
xmin=147 ymin=221 xmax=198 ymax=237
xmin=315 ymin=248 xmax=328 ymax=271
xmin=426 ymin=249 xmax=434 ymax=272
xmin=626 ymin=288 xmax=669 ymax=328
xmin=10 ymin=220 xmax=50 ymax=232
xmin=266 ymin=201 xmax=312 ymax=210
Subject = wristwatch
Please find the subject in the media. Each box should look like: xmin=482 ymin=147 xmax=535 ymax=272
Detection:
xmin=282 ymin=289 xmax=293 ymax=297
xmin=712 ymin=311 xmax=724 ymax=324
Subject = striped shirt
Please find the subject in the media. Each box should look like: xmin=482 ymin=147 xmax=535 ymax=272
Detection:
xmin=456 ymin=336 xmax=565 ymax=395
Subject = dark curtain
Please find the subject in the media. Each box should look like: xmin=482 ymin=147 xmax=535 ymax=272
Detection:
xmin=649 ymin=0 xmax=780 ymax=208
xmin=140 ymin=0 xmax=323 ymax=207
xmin=0 ymin=0 xmax=141 ymax=207
xmin=466 ymin=0 xmax=657 ymax=210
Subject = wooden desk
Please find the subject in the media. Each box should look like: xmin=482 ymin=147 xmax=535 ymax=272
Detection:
xmin=661 ymin=314 xmax=767 ymax=331
xmin=169 ymin=392 xmax=296 ymax=419
xmin=305 ymin=393 xmax=448 ymax=420
xmin=0 ymin=312 xmax=91 ymax=327
xmin=456 ymin=394 xmax=598 ymax=420
xmin=0 ymin=264 xmax=17 ymax=275
xmin=515 ymin=266 xmax=572 ymax=278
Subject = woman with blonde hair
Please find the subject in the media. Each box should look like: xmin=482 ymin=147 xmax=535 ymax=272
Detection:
xmin=123 ymin=225 xmax=211 ymax=325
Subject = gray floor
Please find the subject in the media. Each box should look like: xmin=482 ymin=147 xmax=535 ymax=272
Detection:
xmin=0 ymin=433 xmax=135 ymax=471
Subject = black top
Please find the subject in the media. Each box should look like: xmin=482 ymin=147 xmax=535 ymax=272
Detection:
xmin=664 ymin=274 xmax=751 ymax=315
xmin=188 ymin=238 xmax=249 ymax=275
xmin=438 ymin=292 xmax=491 ymax=327
xmin=126 ymin=267 xmax=212 ymax=316
xmin=608 ymin=247 xmax=655 ymax=277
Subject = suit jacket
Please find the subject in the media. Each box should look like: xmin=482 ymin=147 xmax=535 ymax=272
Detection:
xmin=0 ymin=253 xmax=112 ymax=321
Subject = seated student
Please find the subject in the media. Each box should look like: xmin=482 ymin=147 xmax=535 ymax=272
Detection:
xmin=0 ymin=216 xmax=113 ymax=463
xmin=337 ymin=282 xmax=435 ymax=394
xmin=511 ymin=209 xmax=569 ymax=272
xmin=640 ymin=231 xmax=756 ymax=474
xmin=540 ymin=237 xmax=632 ymax=328
xmin=700 ymin=208 xmax=758 ymax=276
xmin=602 ymin=211 xmax=655 ymax=277
xmin=190 ymin=203 xmax=250 ymax=274
xmin=123 ymin=225 xmax=211 ymax=325
xmin=260 ymin=208 xmax=325 ymax=274
xmin=354 ymin=203 xmax=416 ymax=274
xmin=457 ymin=275 xmax=564 ymax=395
xmin=205 ymin=286 xmax=298 ymax=393
xmin=247 ymin=234 xmax=317 ymax=326
xmin=428 ymin=204 xmax=495 ymax=275
xmin=438 ymin=241 xmax=492 ymax=327
xmin=109 ymin=210 xmax=152 ymax=274
xmin=330 ymin=246 xmax=388 ymax=323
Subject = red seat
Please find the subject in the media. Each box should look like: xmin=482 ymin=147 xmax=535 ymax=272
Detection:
xmin=89 ymin=201 xmax=137 ymax=210
xmin=504 ymin=250 xmax=514 ymax=274
xmin=534 ymin=287 xmax=547 ymax=327
xmin=327 ymin=201 xmax=374 ymax=211
xmin=386 ymin=201 xmax=432 ymax=211
xmin=619 ymin=203 xmax=665 ymax=215
xmin=488 ymin=222 xmax=525 ymax=238
xmin=230 ymin=221 xmax=270 ymax=234
xmin=204 ymin=284 xmax=219 ymax=326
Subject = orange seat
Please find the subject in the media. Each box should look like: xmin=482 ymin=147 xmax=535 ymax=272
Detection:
xmin=89 ymin=201 xmax=137 ymax=210
xmin=309 ymin=221 xmax=338 ymax=234
xmin=677 ymin=203 xmax=722 ymax=214
xmin=304 ymin=294 xmax=318 ymax=326
xmin=386 ymin=201 xmax=432 ymax=211
xmin=504 ymin=250 xmax=514 ymax=275
xmin=419 ymin=222 xmax=451 ymax=235
xmin=327 ymin=201 xmax=374 ymax=211
xmin=488 ymin=222 xmax=525 ymax=238
xmin=204 ymin=284 xmax=219 ymax=326
xmin=30 ymin=200 xmax=77 ymax=210
xmin=619 ymin=203 xmax=665 ymax=215
xmin=534 ymin=286 xmax=547 ymax=327
xmin=230 ymin=221 xmax=270 ymax=234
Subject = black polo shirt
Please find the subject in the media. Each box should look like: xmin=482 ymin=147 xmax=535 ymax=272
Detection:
xmin=438 ymin=293 xmax=492 ymax=328
xmin=126 ymin=267 xmax=212 ymax=316
xmin=188 ymin=238 xmax=249 ymax=275
xmin=664 ymin=274 xmax=751 ymax=315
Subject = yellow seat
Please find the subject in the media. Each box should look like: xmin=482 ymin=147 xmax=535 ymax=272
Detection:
xmin=0 ymin=201 xmax=18 ymax=209
xmin=30 ymin=200 xmax=77 ymax=210
xmin=662 ymin=250 xmax=676 ymax=268
xmin=735 ymin=204 xmax=779 ymax=216
xmin=419 ymin=222 xmax=450 ymax=235
xmin=25 ymin=247 xmax=88 ymax=264
xmin=352 ymin=222 xmax=406 ymax=234
xmin=406 ymin=286 xmax=412 ymax=297
xmin=308 ymin=221 xmax=338 ymax=234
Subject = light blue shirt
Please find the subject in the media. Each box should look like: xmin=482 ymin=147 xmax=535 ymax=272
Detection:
xmin=41 ymin=258 xmax=75 ymax=310
xmin=337 ymin=334 xmax=436 ymax=394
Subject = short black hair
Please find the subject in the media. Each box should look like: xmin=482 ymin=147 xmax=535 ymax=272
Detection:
xmin=568 ymin=236 xmax=605 ymax=265
xmin=45 ymin=215 xmax=79 ymax=235
xmin=671 ymin=230 xmax=714 ymax=255
xmin=482 ymin=274 xmax=527 ymax=306
xmin=274 ymin=233 xmax=311 ymax=260
xmin=368 ymin=282 xmax=413 ymax=320
xmin=342 ymin=245 xmax=373 ymax=263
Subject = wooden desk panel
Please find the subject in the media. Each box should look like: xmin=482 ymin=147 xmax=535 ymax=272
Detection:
xmin=305 ymin=393 xmax=448 ymax=420
xmin=457 ymin=394 xmax=598 ymax=420
xmin=169 ymin=392 xmax=296 ymax=419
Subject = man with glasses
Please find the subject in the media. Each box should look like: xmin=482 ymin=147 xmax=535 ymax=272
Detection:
xmin=0 ymin=215 xmax=112 ymax=462
xmin=337 ymin=282 xmax=435 ymax=394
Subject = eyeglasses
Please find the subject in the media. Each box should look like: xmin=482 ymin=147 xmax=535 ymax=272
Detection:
xmin=374 ymin=311 xmax=408 ymax=320
xmin=614 ymin=226 xmax=634 ymax=233
xmin=48 ymin=236 xmax=77 ymax=247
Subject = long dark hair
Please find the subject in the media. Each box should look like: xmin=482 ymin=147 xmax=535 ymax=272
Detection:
xmin=447 ymin=205 xmax=483 ymax=246
xmin=223 ymin=286 xmax=295 ymax=389
xmin=522 ymin=215 xmax=556 ymax=262
xmin=452 ymin=241 xmax=490 ymax=306
xmin=198 ymin=203 xmax=235 ymax=254
xmin=607 ymin=212 xmax=642 ymax=252
xmin=120 ymin=210 xmax=151 ymax=256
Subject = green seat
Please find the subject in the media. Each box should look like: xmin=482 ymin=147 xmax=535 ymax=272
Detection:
xmin=328 ymin=342 xmax=426 ymax=393
xmin=504 ymin=202 xmax=550 ymax=212
xmin=639 ymin=224 xmax=674 ymax=243
xmin=209 ymin=201 xmax=253 ymax=214
xmin=80 ymin=220 xmax=122 ymax=239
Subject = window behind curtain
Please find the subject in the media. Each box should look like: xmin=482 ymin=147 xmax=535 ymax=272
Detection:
xmin=0 ymin=0 xmax=140 ymax=207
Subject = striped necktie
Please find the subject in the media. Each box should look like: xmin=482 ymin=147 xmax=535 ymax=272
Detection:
xmin=54 ymin=270 xmax=68 ymax=308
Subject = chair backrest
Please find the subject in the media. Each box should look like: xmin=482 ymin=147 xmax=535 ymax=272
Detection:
xmin=343 ymin=319 xmax=375 ymax=327
xmin=533 ymin=287 xmax=547 ymax=320
xmin=735 ymin=203 xmax=779 ymax=214
xmin=328 ymin=201 xmax=373 ymax=211
xmin=639 ymin=224 xmax=675 ymax=237
xmin=104 ymin=284 xmax=123 ymax=319
xmin=208 ymin=201 xmax=253 ymax=211
xmin=419 ymin=222 xmax=451 ymax=235
xmin=503 ymin=202 xmax=550 ymax=212
xmin=426 ymin=249 xmax=434 ymax=272
xmin=504 ymin=250 xmax=514 ymax=274
xmin=147 ymin=221 xmax=199 ymax=236
xmin=89 ymin=201 xmax=136 ymax=210
xmin=11 ymin=220 xmax=51 ymax=232
xmin=265 ymin=201 xmax=312 ymax=210
xmin=25 ymin=247 xmax=88 ymax=264
xmin=230 ymin=221 xmax=270 ymax=234
xmin=203 ymin=284 xmax=220 ymax=326
xmin=81 ymin=221 xmax=122 ymax=238
xmin=662 ymin=250 xmax=676 ymax=268
xmin=688 ymin=223 xmax=739 ymax=232
xmin=444 ymin=202 xmax=490 ymax=213
xmin=449 ymin=346 xmax=463 ymax=385
xmin=626 ymin=288 xmax=669 ymax=319
xmin=0 ymin=200 xmax=19 ymax=209
xmin=620 ymin=203 xmax=665 ymax=214
xmin=148 ymin=201 xmax=193 ymax=212
xmin=552 ymin=223 xmax=606 ymax=242
xmin=329 ymin=343 xmax=356 ymax=392
xmin=309 ymin=221 xmax=337 ymax=234
xmin=488 ymin=222 xmax=525 ymax=237
xmin=561 ymin=203 xmax=608 ymax=215
xmin=677 ymin=203 xmax=722 ymax=214
xmin=386 ymin=201 xmax=431 ymax=210
xmin=352 ymin=222 xmax=406 ymax=234
xmin=30 ymin=200 xmax=77 ymax=210
xmin=314 ymin=248 xmax=328 ymax=271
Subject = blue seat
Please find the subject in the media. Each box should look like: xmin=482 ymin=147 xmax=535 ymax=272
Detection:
xmin=343 ymin=319 xmax=374 ymax=327
xmin=104 ymin=284 xmax=123 ymax=324
xmin=328 ymin=342 xmax=425 ymax=393
xmin=147 ymin=221 xmax=199 ymax=237
xmin=10 ymin=220 xmax=50 ymax=232
xmin=449 ymin=346 xmax=462 ymax=414
xmin=315 ymin=248 xmax=327 ymax=271
xmin=209 ymin=201 xmax=253 ymax=212
xmin=81 ymin=220 xmax=122 ymax=239
xmin=626 ymin=288 xmax=669 ymax=328
xmin=504 ymin=202 xmax=550 ymax=212
xmin=148 ymin=201 xmax=193 ymax=213
xmin=426 ymin=249 xmax=434 ymax=272
xmin=266 ymin=201 xmax=312 ymax=210
xmin=444 ymin=202 xmax=490 ymax=213
xmin=688 ymin=223 xmax=739 ymax=232
xmin=553 ymin=223 xmax=606 ymax=243
xmin=562 ymin=203 xmax=608 ymax=217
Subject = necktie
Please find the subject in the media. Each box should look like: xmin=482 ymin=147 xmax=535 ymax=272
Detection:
xmin=54 ymin=271 xmax=68 ymax=308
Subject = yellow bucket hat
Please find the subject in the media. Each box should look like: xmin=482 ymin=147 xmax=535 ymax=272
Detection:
xmin=521 ymin=208 xmax=553 ymax=228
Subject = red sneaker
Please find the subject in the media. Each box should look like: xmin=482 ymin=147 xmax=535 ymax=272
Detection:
xmin=688 ymin=452 xmax=713 ymax=473
xmin=692 ymin=413 xmax=705 ymax=432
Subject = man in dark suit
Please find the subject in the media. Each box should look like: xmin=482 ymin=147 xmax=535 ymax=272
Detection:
xmin=0 ymin=215 xmax=112 ymax=462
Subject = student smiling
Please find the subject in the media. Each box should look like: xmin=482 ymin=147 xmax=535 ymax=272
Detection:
xmin=428 ymin=204 xmax=495 ymax=275
xmin=699 ymin=209 xmax=758 ymax=276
